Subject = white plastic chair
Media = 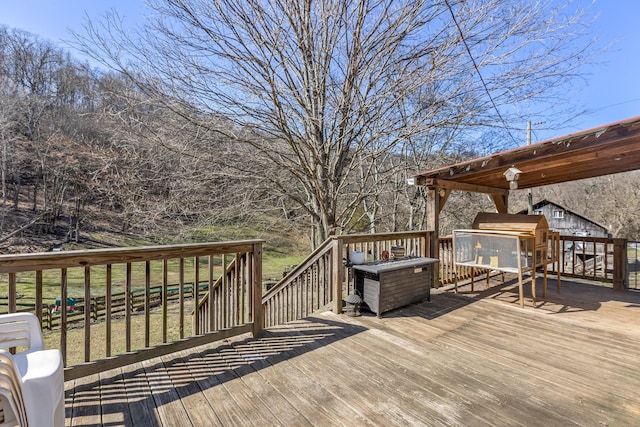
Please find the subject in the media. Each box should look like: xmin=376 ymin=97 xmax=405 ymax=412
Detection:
xmin=0 ymin=351 xmax=28 ymax=426
xmin=0 ymin=313 xmax=64 ymax=427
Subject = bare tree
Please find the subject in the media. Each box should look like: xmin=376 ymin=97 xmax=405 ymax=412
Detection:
xmin=73 ymin=0 xmax=597 ymax=246
xmin=0 ymin=95 xmax=19 ymax=207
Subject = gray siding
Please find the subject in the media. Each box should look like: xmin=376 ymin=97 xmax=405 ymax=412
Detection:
xmin=533 ymin=204 xmax=608 ymax=237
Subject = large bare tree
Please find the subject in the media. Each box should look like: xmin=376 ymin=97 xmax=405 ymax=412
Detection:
xmin=74 ymin=0 xmax=597 ymax=246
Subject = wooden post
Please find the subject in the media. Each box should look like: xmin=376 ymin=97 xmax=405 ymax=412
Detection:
xmin=84 ymin=266 xmax=91 ymax=362
xmin=491 ymin=193 xmax=509 ymax=213
xmin=61 ymin=268 xmax=68 ymax=366
xmin=125 ymin=263 xmax=132 ymax=353
xmin=516 ymin=240 xmax=524 ymax=308
xmin=162 ymin=260 xmax=168 ymax=343
xmin=35 ymin=271 xmax=43 ymax=326
xmin=613 ymin=238 xmax=628 ymax=291
xmin=252 ymin=242 xmax=264 ymax=338
xmin=332 ymin=238 xmax=344 ymax=314
xmin=178 ymin=258 xmax=185 ymax=339
xmin=426 ymin=187 xmax=440 ymax=289
xmin=426 ymin=186 xmax=440 ymax=258
xmin=192 ymin=257 xmax=199 ymax=336
xmin=420 ymin=232 xmax=428 ymax=258
xmin=208 ymin=255 xmax=215 ymax=333
xmin=106 ymin=264 xmax=112 ymax=357
xmin=530 ymin=241 xmax=536 ymax=307
xmin=8 ymin=273 xmax=16 ymax=313
xmin=145 ymin=261 xmax=151 ymax=346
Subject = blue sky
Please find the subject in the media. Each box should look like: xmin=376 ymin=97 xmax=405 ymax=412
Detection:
xmin=1 ymin=0 xmax=639 ymax=143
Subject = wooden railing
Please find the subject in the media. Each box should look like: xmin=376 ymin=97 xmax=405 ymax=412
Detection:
xmin=0 ymin=240 xmax=263 ymax=381
xmin=2 ymin=231 xmax=629 ymax=381
xmin=629 ymin=241 xmax=640 ymax=290
xmin=193 ymin=253 xmax=253 ymax=334
xmin=438 ymin=236 xmax=476 ymax=286
xmin=259 ymin=231 xmax=433 ymax=328
xmin=549 ymin=235 xmax=627 ymax=289
xmin=261 ymin=238 xmax=335 ymax=328
xmin=2 ymin=283 xmax=206 ymax=331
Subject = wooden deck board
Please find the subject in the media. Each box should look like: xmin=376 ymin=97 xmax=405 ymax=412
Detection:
xmin=204 ymin=343 xmax=289 ymax=426
xmin=177 ymin=348 xmax=251 ymax=427
xmin=69 ymin=373 xmax=103 ymax=426
xmin=332 ymin=317 xmax=552 ymax=426
xmin=240 ymin=332 xmax=373 ymax=426
xmin=223 ymin=341 xmax=333 ymax=426
xmin=142 ymin=357 xmax=191 ymax=426
xmin=122 ymin=362 xmax=162 ymax=426
xmin=65 ymin=278 xmax=640 ymax=426
xmin=429 ymin=319 xmax=621 ymax=425
xmin=315 ymin=322 xmax=519 ymax=426
xmin=279 ymin=326 xmax=449 ymax=425
xmin=265 ymin=321 xmax=395 ymax=425
xmin=99 ymin=368 xmax=133 ymax=426
xmin=157 ymin=349 xmax=223 ymax=426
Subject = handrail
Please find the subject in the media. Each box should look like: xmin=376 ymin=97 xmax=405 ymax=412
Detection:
xmin=259 ymin=231 xmax=433 ymax=328
xmin=550 ymin=235 xmax=627 ymax=289
xmin=338 ymin=230 xmax=432 ymax=245
xmin=438 ymin=236 xmax=478 ymax=286
xmin=0 ymin=240 xmax=263 ymax=381
xmin=262 ymin=237 xmax=333 ymax=302
xmin=0 ymin=241 xmax=259 ymax=273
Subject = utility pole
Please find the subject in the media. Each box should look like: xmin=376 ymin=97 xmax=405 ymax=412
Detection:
xmin=527 ymin=121 xmax=533 ymax=214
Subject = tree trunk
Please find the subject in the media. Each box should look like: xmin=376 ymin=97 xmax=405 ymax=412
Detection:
xmin=1 ymin=136 xmax=6 ymax=206
xmin=12 ymin=172 xmax=19 ymax=208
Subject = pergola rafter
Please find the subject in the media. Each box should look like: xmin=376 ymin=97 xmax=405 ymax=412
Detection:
xmin=411 ymin=116 xmax=640 ymax=267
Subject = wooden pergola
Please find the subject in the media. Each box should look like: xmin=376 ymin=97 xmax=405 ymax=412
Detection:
xmin=410 ymin=116 xmax=640 ymax=275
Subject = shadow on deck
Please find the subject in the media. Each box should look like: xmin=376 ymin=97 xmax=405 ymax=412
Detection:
xmin=66 ymin=276 xmax=640 ymax=426
xmin=66 ymin=317 xmax=368 ymax=426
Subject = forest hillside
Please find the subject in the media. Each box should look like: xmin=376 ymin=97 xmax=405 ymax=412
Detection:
xmin=1 ymin=21 xmax=638 ymax=259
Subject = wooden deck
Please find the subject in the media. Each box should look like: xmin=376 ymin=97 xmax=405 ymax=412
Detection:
xmin=65 ymin=276 xmax=640 ymax=426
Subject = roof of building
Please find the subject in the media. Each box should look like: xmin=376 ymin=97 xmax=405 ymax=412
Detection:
xmin=412 ymin=116 xmax=640 ymax=192
xmin=516 ymin=199 xmax=608 ymax=231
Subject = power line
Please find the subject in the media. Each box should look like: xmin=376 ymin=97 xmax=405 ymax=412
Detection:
xmin=443 ymin=0 xmax=518 ymax=145
xmin=586 ymin=97 xmax=640 ymax=114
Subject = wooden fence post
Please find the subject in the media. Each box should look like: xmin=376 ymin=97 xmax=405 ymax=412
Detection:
xmin=332 ymin=237 xmax=344 ymax=314
xmin=613 ymin=238 xmax=628 ymax=290
xmin=252 ymin=243 xmax=264 ymax=338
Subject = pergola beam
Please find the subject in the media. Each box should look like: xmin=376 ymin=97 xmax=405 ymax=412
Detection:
xmin=420 ymin=178 xmax=510 ymax=264
xmin=420 ymin=178 xmax=509 ymax=197
xmin=491 ymin=194 xmax=509 ymax=214
xmin=411 ymin=117 xmax=640 ymax=289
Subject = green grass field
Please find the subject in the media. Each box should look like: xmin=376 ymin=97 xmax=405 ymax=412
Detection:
xmin=1 ymin=222 xmax=311 ymax=364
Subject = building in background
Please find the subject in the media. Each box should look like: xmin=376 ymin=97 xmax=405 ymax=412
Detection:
xmin=519 ymin=199 xmax=609 ymax=237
